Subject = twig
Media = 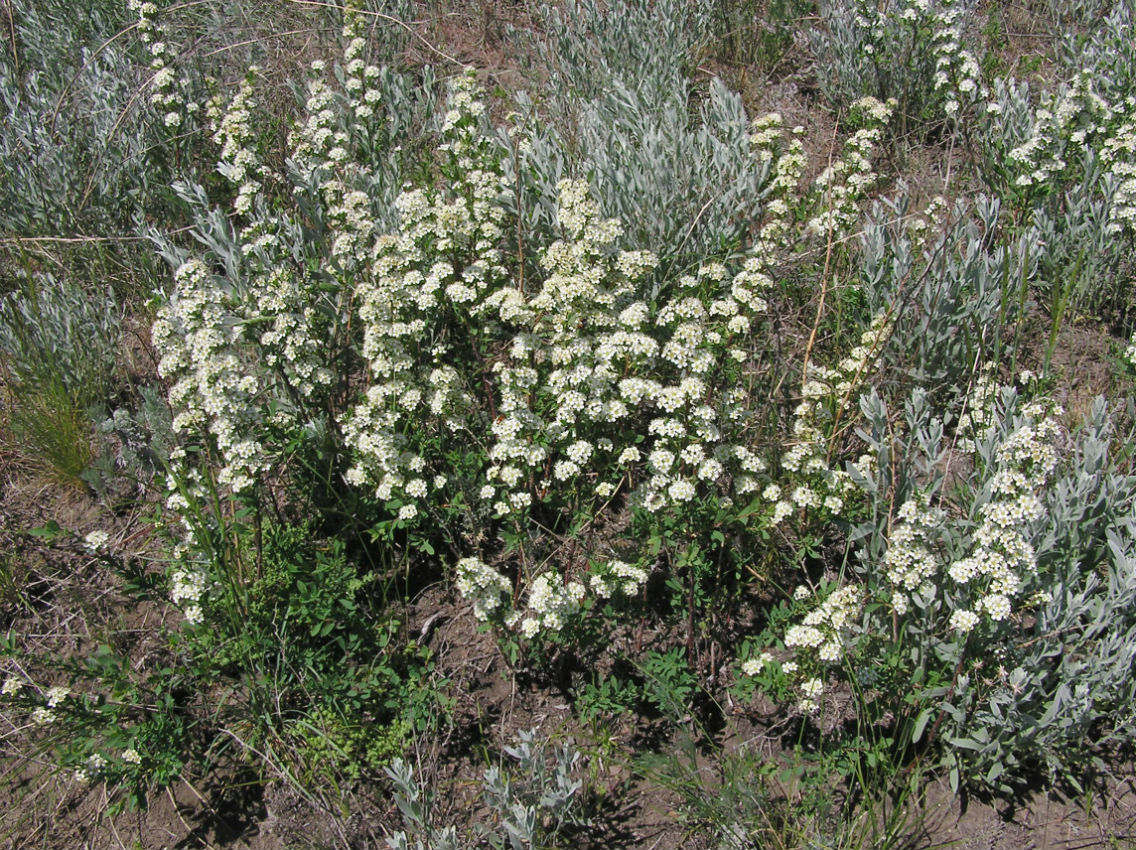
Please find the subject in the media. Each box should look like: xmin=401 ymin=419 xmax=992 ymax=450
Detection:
xmin=800 ymin=121 xmax=842 ymax=391
xmin=4 ymin=0 xmax=18 ymax=82
xmin=286 ymin=0 xmax=465 ymax=68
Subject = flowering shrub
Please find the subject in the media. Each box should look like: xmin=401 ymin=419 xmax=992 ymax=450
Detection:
xmin=746 ymin=374 xmax=1136 ymax=790
xmin=812 ymin=0 xmax=984 ymax=132
xmin=343 ymin=76 xmax=786 ymax=638
xmin=144 ymin=2 xmax=914 ymax=656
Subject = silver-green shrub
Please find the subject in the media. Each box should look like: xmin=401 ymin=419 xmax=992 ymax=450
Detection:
xmin=385 ymin=729 xmax=587 ymax=850
xmin=858 ymin=193 xmax=1030 ymax=396
xmin=810 ymin=0 xmax=984 ymax=130
xmin=0 ymin=274 xmax=124 ymax=481
xmin=502 ymin=0 xmax=772 ymax=265
xmin=0 ymin=0 xmax=147 ymax=235
xmin=939 ymin=396 xmax=1136 ymax=791
xmin=750 ymin=381 xmax=1136 ymax=793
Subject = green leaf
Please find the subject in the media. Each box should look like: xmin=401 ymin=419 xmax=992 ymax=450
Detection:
xmin=911 ymin=707 xmax=934 ymax=743
xmin=28 ymin=520 xmax=63 ymax=540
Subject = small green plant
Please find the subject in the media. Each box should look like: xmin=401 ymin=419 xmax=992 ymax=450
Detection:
xmin=573 ymin=675 xmax=642 ymax=727
xmin=385 ymin=729 xmax=590 ymax=850
xmin=640 ymin=647 xmax=698 ymax=715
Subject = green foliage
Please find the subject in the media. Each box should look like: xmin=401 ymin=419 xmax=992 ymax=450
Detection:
xmin=292 ymin=705 xmax=410 ymax=783
xmin=0 ymin=629 xmax=200 ymax=814
xmin=640 ymin=647 xmax=698 ymax=715
xmin=703 ymin=0 xmax=815 ymax=71
xmin=573 ymin=674 xmax=642 ymax=726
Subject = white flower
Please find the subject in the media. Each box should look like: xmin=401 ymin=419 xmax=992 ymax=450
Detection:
xmin=45 ymin=686 xmax=69 ymax=707
xmin=668 ymin=479 xmax=696 ymax=502
xmin=83 ymin=530 xmax=109 ymax=552
xmin=771 ymin=500 xmax=794 ymax=524
xmin=982 ymin=594 xmax=1012 ymax=620
xmin=950 ymin=609 xmax=980 ymax=632
xmin=818 ymin=641 xmax=842 ymax=662
xmin=618 ymin=446 xmax=641 ymax=464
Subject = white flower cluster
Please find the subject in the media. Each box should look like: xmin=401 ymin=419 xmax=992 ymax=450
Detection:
xmin=807 ymin=97 xmax=894 ymax=238
xmin=904 ymin=194 xmax=950 ymax=249
xmin=345 ymin=71 xmax=790 ymax=564
xmin=497 ymin=182 xmax=776 ymax=523
xmin=1000 ymin=72 xmax=1110 ymax=191
xmin=945 ymin=410 xmax=1059 ymax=629
xmin=882 ymin=389 xmax=1060 ymax=634
xmin=155 ymin=69 xmax=351 ymax=497
xmin=588 ymin=560 xmax=649 ymax=599
xmin=73 ymin=753 xmax=107 ymax=785
xmin=519 ymin=573 xmax=585 ymax=638
xmin=339 ymin=7 xmax=384 ymax=124
xmin=129 ymin=0 xmax=198 ymax=129
xmin=171 ymin=563 xmax=207 ymax=624
xmin=153 ymin=259 xmax=266 ymax=494
xmin=212 ymin=68 xmax=270 ymax=216
xmin=290 ymin=73 xmax=343 ymax=183
xmin=28 ymin=684 xmax=70 ymax=726
xmin=846 ymin=0 xmax=981 ymax=122
xmin=241 ymin=227 xmax=335 ymax=399
xmin=955 ymin=362 xmax=999 ymax=453
xmin=290 ymin=5 xmax=385 ymax=185
xmin=770 ymin=313 xmax=892 ymax=525
xmin=45 ymin=685 xmax=69 ymax=707
xmin=748 ymin=113 xmax=806 ymax=269
xmin=740 ymin=650 xmax=774 ymax=677
xmin=768 ymin=584 xmax=861 ymax=713
xmin=925 ymin=0 xmax=984 ymax=120
xmin=1101 ymin=99 xmax=1136 ymax=236
xmin=784 ymin=586 xmax=860 ymax=660
xmin=342 ymin=72 xmax=509 ymax=515
xmin=83 ymin=530 xmax=110 ymax=553
xmin=883 ymin=494 xmax=945 ymax=613
xmin=455 ymin=557 xmax=512 ymax=622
